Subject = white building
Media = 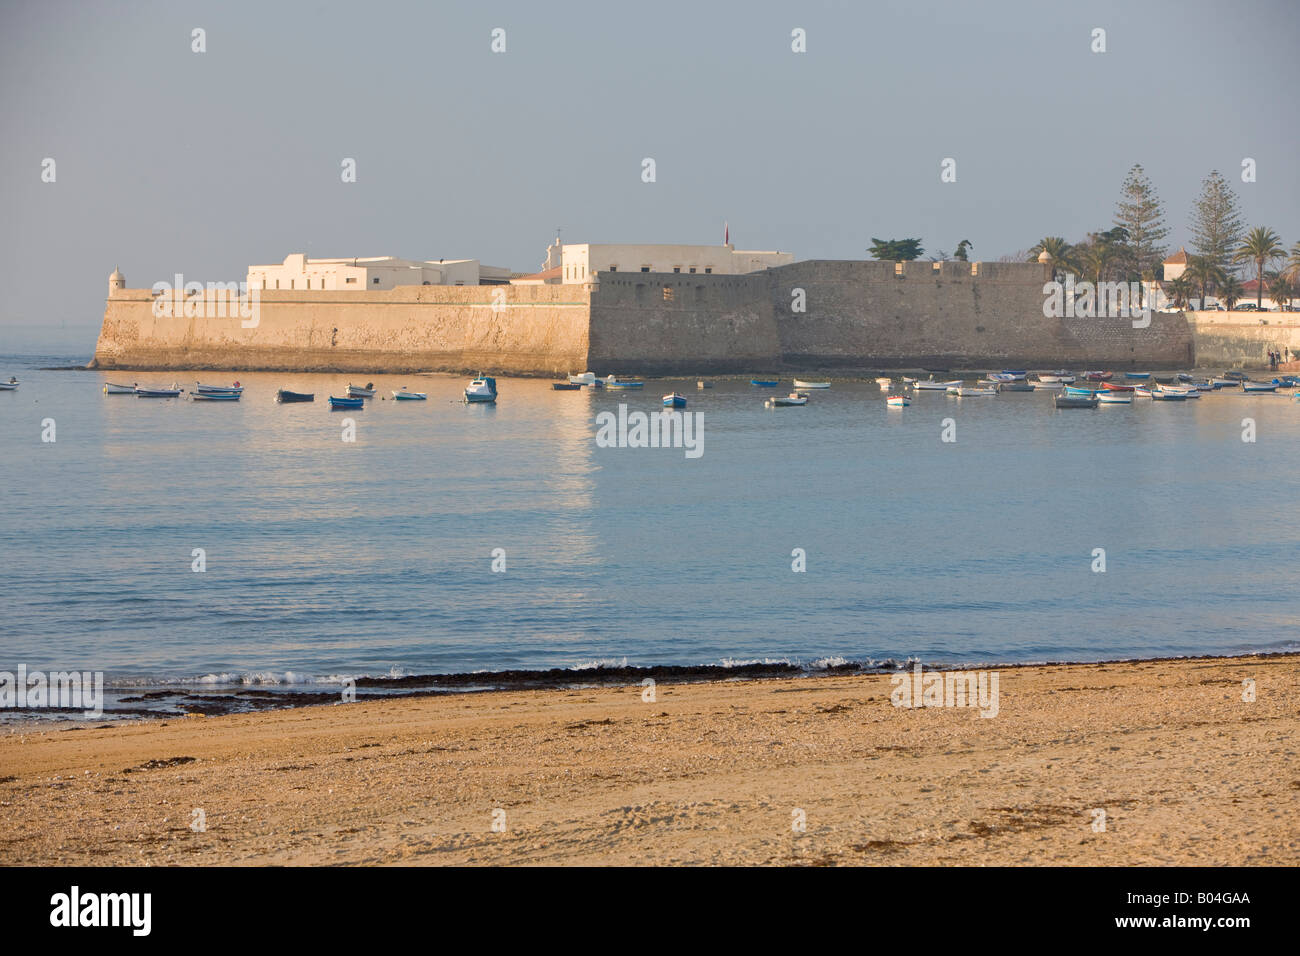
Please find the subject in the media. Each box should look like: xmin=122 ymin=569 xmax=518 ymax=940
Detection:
xmin=531 ymin=237 xmax=795 ymax=284
xmin=247 ymin=254 xmax=511 ymax=291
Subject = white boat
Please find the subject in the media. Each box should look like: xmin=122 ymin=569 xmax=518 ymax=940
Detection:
xmin=913 ymin=379 xmax=962 ymax=391
xmin=0 ymin=378 xmax=17 ymax=391
xmin=103 ymin=382 xmax=134 ymax=394
xmin=191 ymin=391 xmax=240 ymax=402
xmin=568 ymin=372 xmax=596 ymax=386
xmin=135 ymin=384 xmax=182 ymax=397
xmin=1097 ymin=391 xmax=1132 ymax=405
xmin=1036 ymin=374 xmax=1063 ymax=384
xmin=948 ymin=385 xmax=997 ymax=396
xmin=766 ymin=392 xmax=808 ymax=407
xmin=1241 ymin=381 xmax=1280 ymax=393
xmin=1211 ymin=377 xmax=1239 ymax=387
xmin=875 ymin=377 xmax=892 ymax=391
xmin=196 ymin=382 xmax=243 ymax=394
xmin=885 ymin=395 xmax=909 ymax=407
xmin=464 ymin=375 xmax=498 ymax=403
xmin=1031 ymin=380 xmax=1064 ymax=390
xmin=792 ymin=380 xmax=830 ymax=389
xmin=391 ymin=389 xmax=427 ymax=400
xmin=346 ymin=383 xmax=376 ymax=398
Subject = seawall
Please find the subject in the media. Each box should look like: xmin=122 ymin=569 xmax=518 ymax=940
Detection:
xmin=92 ymin=261 xmax=1200 ymax=374
xmin=1184 ymin=310 xmax=1300 ymax=368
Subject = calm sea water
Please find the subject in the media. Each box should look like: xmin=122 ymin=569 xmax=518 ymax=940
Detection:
xmin=2 ymin=354 xmax=1298 ymax=718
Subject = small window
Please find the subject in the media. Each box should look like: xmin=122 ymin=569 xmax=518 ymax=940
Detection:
xmin=345 ymin=277 xmax=356 ymax=284
xmin=704 ymin=268 xmax=712 ymax=274
xmin=689 ymin=267 xmax=696 ymax=273
xmin=609 ymin=265 xmax=618 ymax=272
xmin=306 ymin=279 xmax=311 ymax=289
xmin=641 ymin=266 xmax=650 ymax=273
xmin=372 ymin=277 xmax=380 ymax=285
xmin=290 ymin=279 xmax=295 ymax=289
xmin=673 ymin=267 xmax=681 ymax=273
xmin=275 ymin=279 xmax=280 ymax=289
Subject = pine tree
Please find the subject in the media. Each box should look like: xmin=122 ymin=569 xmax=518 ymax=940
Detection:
xmin=1188 ymin=170 xmax=1245 ymax=274
xmin=1113 ymin=164 xmax=1168 ymax=305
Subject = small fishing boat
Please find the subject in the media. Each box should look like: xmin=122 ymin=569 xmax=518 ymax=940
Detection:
xmin=913 ymin=379 xmax=961 ymax=391
xmin=1031 ymin=380 xmax=1064 ymax=390
xmin=1222 ymin=370 xmax=1248 ymax=381
xmin=191 ymin=391 xmax=240 ymax=402
xmin=568 ymin=372 xmax=597 ymax=386
xmin=948 ymin=385 xmax=997 ymax=396
xmin=0 ymin=377 xmax=18 ymax=391
xmin=999 ymin=382 xmax=1035 ymax=392
xmin=1125 ymin=371 xmax=1151 ymax=380
xmin=901 ymin=376 xmax=918 ymax=384
xmin=346 ymin=383 xmax=376 ymax=398
xmin=1150 ymin=387 xmax=1187 ymax=401
xmin=391 ymin=389 xmax=427 ymax=400
xmin=1035 ymin=373 xmax=1063 ymax=384
xmin=465 ymin=375 xmax=498 ymax=403
xmin=135 ymin=384 xmax=182 ymax=397
xmin=552 ymin=382 xmax=582 ymax=390
xmin=1176 ymin=373 xmax=1194 ymax=383
xmin=697 ymin=380 xmax=713 ymax=389
xmin=1163 ymin=384 xmax=1200 ymax=399
xmin=766 ymin=392 xmax=808 ymax=407
xmin=1101 ymin=381 xmax=1135 ymax=392
xmin=329 ymin=395 xmax=364 ymax=409
xmin=196 ymin=382 xmax=243 ymax=394
xmin=662 ymin=392 xmax=687 ymax=408
xmin=998 ymin=370 xmax=1028 ymax=380
xmin=1096 ymin=391 xmax=1132 ymax=405
xmin=1191 ymin=381 xmax=1215 ymax=391
xmin=605 ymin=377 xmax=644 ymax=389
xmin=792 ymin=380 xmax=830 ymax=389
xmin=102 ymin=382 xmax=134 ymax=394
xmin=1242 ymin=381 xmax=1279 ymax=393
xmin=1055 ymin=393 xmax=1099 ymax=408
xmin=1083 ymin=371 xmax=1112 ymax=382
xmin=1064 ymin=384 xmax=1098 ymax=396
xmin=885 ymin=395 xmax=910 ymax=407
xmin=875 ymin=377 xmax=892 ymax=391
xmin=276 ymin=389 xmax=314 ymax=403
xmin=1211 ymin=377 xmax=1239 ymax=387
xmin=751 ymin=379 xmax=780 ymax=387
xmin=1134 ymin=386 xmax=1154 ymax=398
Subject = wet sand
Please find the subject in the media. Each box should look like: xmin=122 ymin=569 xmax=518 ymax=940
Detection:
xmin=1 ymin=654 xmax=1295 ymax=866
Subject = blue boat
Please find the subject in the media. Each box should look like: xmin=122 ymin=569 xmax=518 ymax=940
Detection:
xmin=1064 ymin=384 xmax=1098 ymax=396
xmin=1125 ymin=371 xmax=1151 ymax=380
xmin=329 ymin=395 xmax=364 ymax=409
xmin=662 ymin=392 xmax=687 ymax=408
xmin=751 ymin=379 xmax=779 ymax=387
xmin=606 ymin=380 xmax=644 ymax=389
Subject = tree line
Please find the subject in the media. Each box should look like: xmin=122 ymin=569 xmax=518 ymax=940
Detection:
xmin=869 ymin=166 xmax=1299 ymax=311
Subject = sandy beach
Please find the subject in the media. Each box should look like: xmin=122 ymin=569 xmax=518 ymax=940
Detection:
xmin=1 ymin=654 xmax=1295 ymax=866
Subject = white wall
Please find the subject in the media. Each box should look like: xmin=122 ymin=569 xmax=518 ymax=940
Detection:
xmin=558 ymin=243 xmax=795 ymax=283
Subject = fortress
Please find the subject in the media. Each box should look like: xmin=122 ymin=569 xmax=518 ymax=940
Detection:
xmin=91 ymin=243 xmax=1203 ymax=374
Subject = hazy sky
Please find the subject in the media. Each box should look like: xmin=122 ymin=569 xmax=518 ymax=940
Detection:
xmin=2 ymin=0 xmax=1297 ymax=353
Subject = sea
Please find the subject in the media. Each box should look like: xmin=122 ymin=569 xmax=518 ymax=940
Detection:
xmin=2 ymin=353 xmax=1298 ymax=721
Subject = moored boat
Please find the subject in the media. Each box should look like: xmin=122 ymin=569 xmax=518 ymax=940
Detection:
xmin=1101 ymin=381 xmax=1135 ymax=392
xmin=999 ymin=382 xmax=1034 ymax=392
xmin=1031 ymin=380 xmax=1064 ymax=389
xmin=1064 ymin=384 xmax=1098 ymax=396
xmin=1055 ymin=393 xmax=1099 ymax=408
xmin=1085 ymin=371 xmax=1113 ymax=381
xmin=913 ymin=379 xmax=961 ymax=390
xmin=1125 ymin=371 xmax=1151 ymax=380
xmin=346 ymin=383 xmax=376 ymax=398
xmin=276 ymin=389 xmax=314 ymax=403
xmin=135 ymin=384 xmax=182 ymax=397
xmin=568 ymin=372 xmax=597 ymax=386
xmin=766 ymin=392 xmax=807 ymax=407
xmin=191 ymin=391 xmax=240 ymax=401
xmin=697 ymin=380 xmax=713 ymax=389
xmin=552 ymin=382 xmax=582 ymax=390
xmin=196 ymin=382 xmax=243 ymax=394
xmin=885 ymin=395 xmax=910 ymax=407
xmin=1222 ymin=370 xmax=1248 ymax=381
xmin=948 ymin=385 xmax=997 ymax=396
xmin=0 ymin=377 xmax=17 ymax=391
xmin=875 ymin=377 xmax=892 ymax=390
xmin=1150 ymin=387 xmax=1187 ymax=401
xmin=465 ymin=375 xmax=498 ymax=403
xmin=329 ymin=395 xmax=364 ymax=409
xmin=751 ymin=379 xmax=780 ymax=387
xmin=1211 ymin=377 xmax=1239 ymax=387
xmin=1134 ymin=386 xmax=1154 ymax=398
xmin=605 ymin=376 xmax=643 ymax=388
xmin=1097 ymin=391 xmax=1132 ymax=404
xmin=662 ymin=392 xmax=687 ymax=408
xmin=103 ymin=382 xmax=134 ymax=394
xmin=391 ymin=389 xmax=427 ymax=400
xmin=792 ymin=380 xmax=830 ymax=389
xmin=1241 ymin=381 xmax=1279 ymax=393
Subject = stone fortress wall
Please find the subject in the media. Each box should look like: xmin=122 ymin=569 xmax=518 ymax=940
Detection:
xmin=93 ymin=260 xmax=1205 ymax=375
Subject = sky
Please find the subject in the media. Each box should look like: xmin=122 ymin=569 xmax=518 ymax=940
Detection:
xmin=2 ymin=0 xmax=1298 ymax=354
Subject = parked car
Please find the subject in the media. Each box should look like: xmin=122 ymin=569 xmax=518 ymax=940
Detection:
xmin=1237 ymin=302 xmax=1258 ymax=311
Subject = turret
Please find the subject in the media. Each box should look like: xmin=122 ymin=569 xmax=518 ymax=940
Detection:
xmin=109 ymin=267 xmax=125 ymax=293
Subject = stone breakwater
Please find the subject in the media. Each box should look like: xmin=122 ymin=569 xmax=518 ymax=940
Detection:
xmin=91 ymin=261 xmax=1197 ymax=375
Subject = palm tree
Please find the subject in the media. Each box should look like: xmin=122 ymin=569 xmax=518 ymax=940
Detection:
xmin=1286 ymin=241 xmax=1300 ymax=282
xmin=1078 ymin=243 xmax=1114 ymax=287
xmin=1234 ymin=227 xmax=1284 ymax=309
xmin=1217 ymin=273 xmax=1244 ymax=311
xmin=1268 ymin=271 xmax=1294 ymax=311
xmin=1164 ymin=276 xmax=1194 ymax=310
xmin=1185 ymin=255 xmax=1226 ymax=308
xmin=1027 ymin=237 xmax=1074 ymax=282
